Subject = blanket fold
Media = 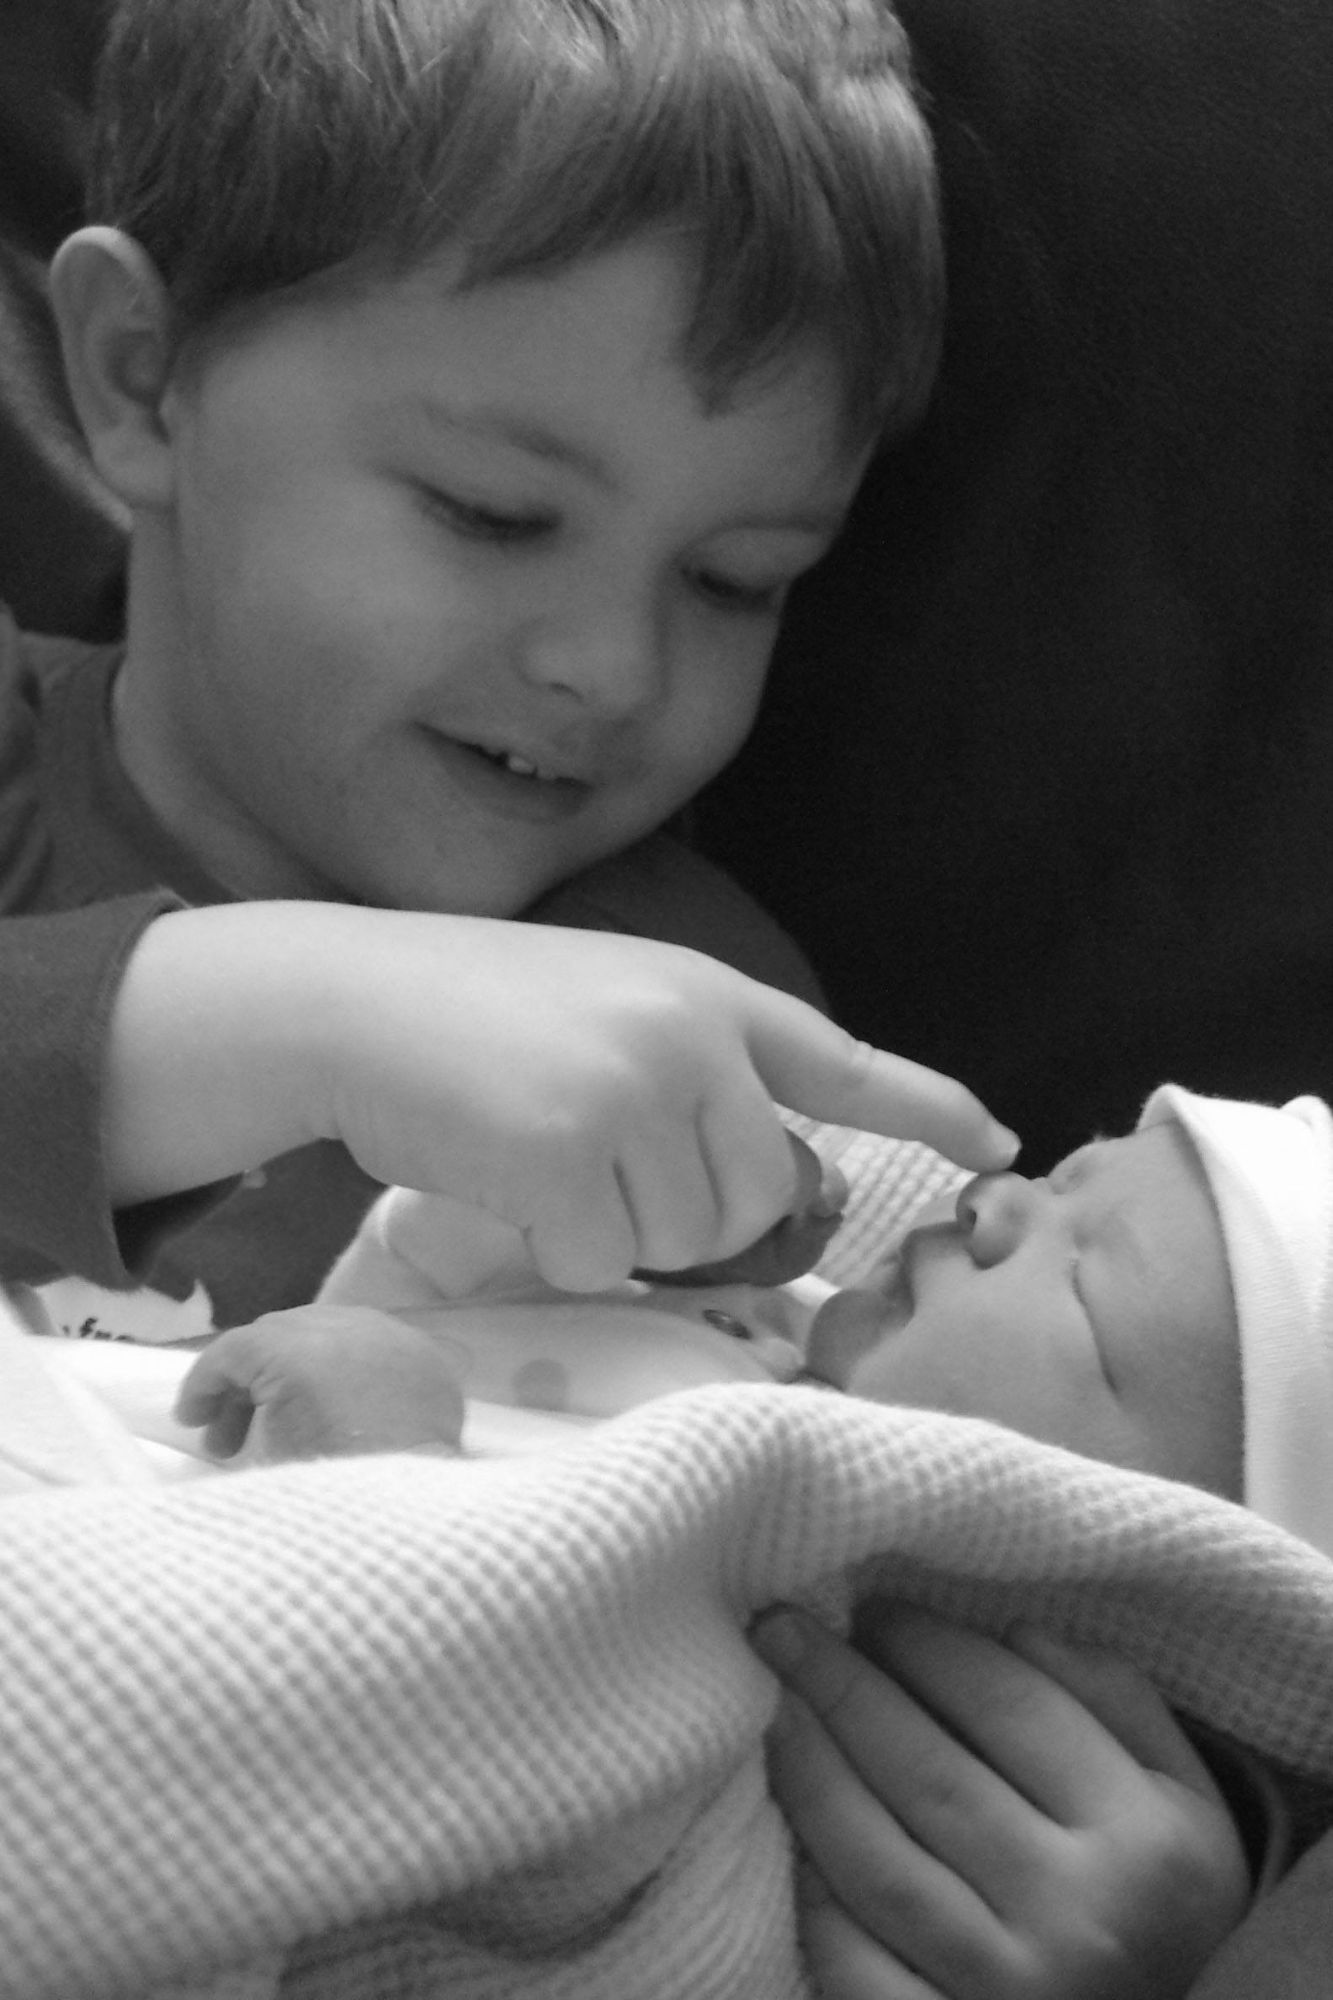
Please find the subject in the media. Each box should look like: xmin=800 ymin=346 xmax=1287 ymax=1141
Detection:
xmin=4 ymin=1347 xmax=1333 ymax=1998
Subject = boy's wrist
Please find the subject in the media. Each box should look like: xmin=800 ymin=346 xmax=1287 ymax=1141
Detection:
xmin=101 ymin=902 xmax=339 ymax=1203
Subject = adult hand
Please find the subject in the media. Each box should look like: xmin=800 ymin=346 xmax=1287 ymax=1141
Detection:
xmin=752 ymin=1601 xmax=1250 ymax=1999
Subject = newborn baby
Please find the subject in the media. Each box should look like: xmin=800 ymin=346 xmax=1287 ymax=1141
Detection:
xmin=172 ymin=1086 xmax=1333 ymax=1559
xmin=808 ymin=1085 xmax=1333 ymax=1554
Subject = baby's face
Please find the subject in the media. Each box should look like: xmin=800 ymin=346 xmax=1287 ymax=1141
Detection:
xmin=809 ymin=1122 xmax=1244 ymax=1496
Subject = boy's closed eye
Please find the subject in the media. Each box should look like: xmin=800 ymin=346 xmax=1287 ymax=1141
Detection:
xmin=413 ymin=487 xmax=812 ymax=619
xmin=415 ymin=483 xmax=555 ymax=545
xmin=685 ymin=565 xmax=788 ymax=617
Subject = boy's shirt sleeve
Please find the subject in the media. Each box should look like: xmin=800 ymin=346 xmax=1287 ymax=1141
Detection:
xmin=0 ymin=894 xmax=233 ymax=1289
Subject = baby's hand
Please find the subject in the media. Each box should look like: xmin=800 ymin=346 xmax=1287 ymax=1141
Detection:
xmin=753 ymin=1602 xmax=1251 ymax=2000
xmin=175 ymin=1306 xmax=466 ymax=1463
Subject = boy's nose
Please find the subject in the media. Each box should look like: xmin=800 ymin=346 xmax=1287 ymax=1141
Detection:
xmin=521 ymin=597 xmax=665 ymax=715
xmin=954 ymin=1171 xmax=1039 ymax=1265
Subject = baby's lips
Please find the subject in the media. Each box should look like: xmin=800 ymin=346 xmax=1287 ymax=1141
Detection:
xmin=635 ymin=1138 xmax=848 ymax=1289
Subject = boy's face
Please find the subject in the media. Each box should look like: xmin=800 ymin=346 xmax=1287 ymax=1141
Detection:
xmin=117 ymin=240 xmax=866 ymax=911
xmin=809 ymin=1122 xmax=1244 ymax=1497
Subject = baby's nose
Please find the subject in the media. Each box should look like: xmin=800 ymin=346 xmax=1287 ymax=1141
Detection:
xmin=954 ymin=1171 xmax=1038 ymax=1265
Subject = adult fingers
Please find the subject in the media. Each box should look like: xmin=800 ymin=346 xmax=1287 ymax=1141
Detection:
xmin=757 ymin=1606 xmax=1061 ymax=1912
xmin=1001 ymin=1622 xmax=1228 ymax=1805
xmin=765 ymin=1685 xmax=1004 ymax=1995
xmin=796 ymin=1859 xmax=944 ymax=2000
xmin=855 ymin=1603 xmax=1181 ymax=1829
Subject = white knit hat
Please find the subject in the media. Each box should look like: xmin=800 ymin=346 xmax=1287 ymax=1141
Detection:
xmin=1137 ymin=1086 xmax=1333 ymax=1557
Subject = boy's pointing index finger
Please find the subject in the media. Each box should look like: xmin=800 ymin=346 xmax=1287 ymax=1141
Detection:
xmin=744 ymin=983 xmax=1019 ymax=1174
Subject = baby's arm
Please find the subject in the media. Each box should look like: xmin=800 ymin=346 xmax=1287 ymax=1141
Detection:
xmin=753 ymin=1602 xmax=1251 ymax=2000
xmin=101 ymin=903 xmax=1015 ymax=1292
xmin=175 ymin=1306 xmax=466 ymax=1462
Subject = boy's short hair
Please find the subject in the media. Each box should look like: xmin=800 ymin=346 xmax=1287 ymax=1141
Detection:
xmin=88 ymin=0 xmax=942 ymax=446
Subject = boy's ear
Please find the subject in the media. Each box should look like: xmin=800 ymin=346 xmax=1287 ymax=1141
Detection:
xmin=49 ymin=226 xmax=179 ymax=510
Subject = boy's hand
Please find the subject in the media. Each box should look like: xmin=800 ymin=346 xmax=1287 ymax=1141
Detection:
xmin=106 ymin=906 xmax=1017 ymax=1292
xmin=633 ymin=1129 xmax=849 ymax=1286
xmin=175 ymin=1305 xmax=466 ymax=1462
xmin=752 ymin=1602 xmax=1251 ymax=2000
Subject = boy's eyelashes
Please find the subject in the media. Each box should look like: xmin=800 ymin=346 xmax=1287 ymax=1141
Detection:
xmin=414 ymin=481 xmax=795 ymax=616
xmin=685 ymin=566 xmax=788 ymax=617
xmin=416 ymin=484 xmax=553 ymax=544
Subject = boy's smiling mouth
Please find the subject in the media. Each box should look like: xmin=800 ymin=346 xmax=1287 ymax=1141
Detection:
xmin=419 ymin=725 xmax=594 ymax=821
xmin=479 ymin=747 xmax=556 ymax=781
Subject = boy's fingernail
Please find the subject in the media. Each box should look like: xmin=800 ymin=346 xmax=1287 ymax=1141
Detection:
xmin=810 ymin=1164 xmax=849 ymax=1219
xmin=992 ymin=1123 xmax=1021 ymax=1162
xmin=751 ymin=1606 xmax=809 ymax=1675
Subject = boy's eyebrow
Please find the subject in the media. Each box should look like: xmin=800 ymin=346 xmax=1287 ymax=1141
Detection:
xmin=403 ymin=395 xmax=614 ymax=489
xmin=396 ymin=395 xmax=853 ymax=533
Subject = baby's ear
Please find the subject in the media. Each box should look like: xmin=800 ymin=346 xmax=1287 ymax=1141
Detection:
xmin=48 ymin=226 xmax=177 ymax=509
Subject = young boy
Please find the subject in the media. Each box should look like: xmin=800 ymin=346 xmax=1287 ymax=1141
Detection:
xmin=2 ymin=0 xmax=1018 ymax=1344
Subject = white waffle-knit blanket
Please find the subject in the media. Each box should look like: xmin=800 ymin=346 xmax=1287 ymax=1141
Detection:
xmin=5 ymin=1319 xmax=1333 ymax=1998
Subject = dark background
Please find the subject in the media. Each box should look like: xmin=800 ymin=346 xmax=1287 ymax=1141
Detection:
xmin=700 ymin=0 xmax=1333 ymax=1163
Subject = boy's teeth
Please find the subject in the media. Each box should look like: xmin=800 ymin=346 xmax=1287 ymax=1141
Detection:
xmin=471 ymin=741 xmax=563 ymax=781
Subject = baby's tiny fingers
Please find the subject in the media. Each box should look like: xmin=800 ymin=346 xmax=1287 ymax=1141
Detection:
xmin=175 ymin=1343 xmax=242 ymax=1423
xmin=182 ymin=1382 xmax=255 ymax=1459
xmin=174 ymin=1340 xmax=265 ymax=1456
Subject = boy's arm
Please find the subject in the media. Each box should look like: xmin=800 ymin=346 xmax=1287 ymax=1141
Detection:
xmin=102 ymin=902 xmax=1017 ymax=1292
xmin=753 ymin=1602 xmax=1251 ymax=2000
xmin=0 ymin=894 xmax=235 ymax=1289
